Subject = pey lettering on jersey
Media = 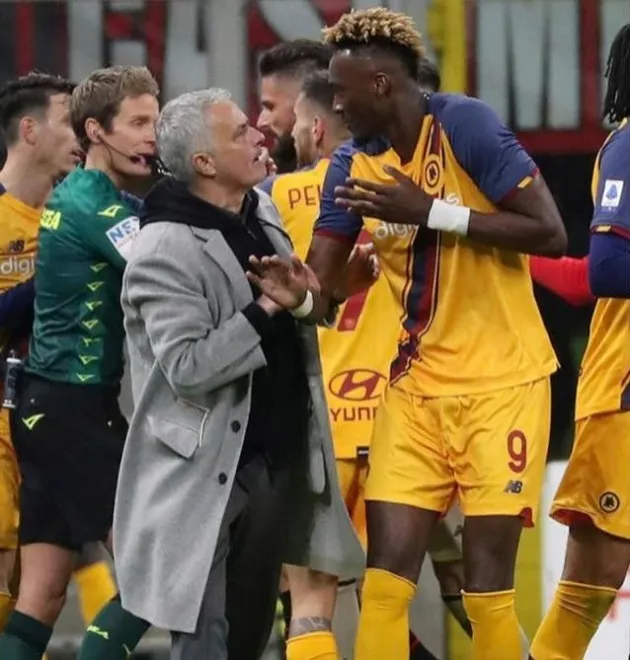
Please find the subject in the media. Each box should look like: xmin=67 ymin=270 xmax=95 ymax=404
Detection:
xmin=106 ymin=216 xmax=140 ymax=260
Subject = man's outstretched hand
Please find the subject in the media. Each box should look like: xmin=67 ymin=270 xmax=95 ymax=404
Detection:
xmin=247 ymin=254 xmax=311 ymax=311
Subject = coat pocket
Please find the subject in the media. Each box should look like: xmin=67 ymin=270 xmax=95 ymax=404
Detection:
xmin=148 ymin=403 xmax=208 ymax=459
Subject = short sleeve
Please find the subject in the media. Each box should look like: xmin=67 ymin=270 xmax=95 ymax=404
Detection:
xmin=439 ymin=96 xmax=538 ymax=204
xmin=591 ymin=126 xmax=630 ymax=237
xmin=313 ymin=141 xmax=362 ymax=242
xmin=85 ymin=203 xmax=140 ymax=270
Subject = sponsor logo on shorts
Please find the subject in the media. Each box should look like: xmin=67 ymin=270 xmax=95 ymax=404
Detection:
xmin=22 ymin=414 xmax=45 ymax=430
xmin=504 ymin=480 xmax=523 ymax=494
xmin=599 ymin=491 xmax=620 ymax=513
xmin=328 ymin=369 xmax=386 ymax=402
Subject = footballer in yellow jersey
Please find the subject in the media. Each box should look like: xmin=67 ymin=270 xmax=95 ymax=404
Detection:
xmin=0 ymin=187 xmax=39 ymax=554
xmin=265 ymin=156 xmax=401 ymax=536
xmin=315 ymin=81 xmax=558 ymax=525
xmin=270 ymin=9 xmax=566 ymax=660
xmin=551 ymin=118 xmax=630 ymax=540
xmin=531 ymin=24 xmax=630 ymax=660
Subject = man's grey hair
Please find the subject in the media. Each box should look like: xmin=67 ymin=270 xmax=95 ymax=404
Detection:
xmin=156 ymin=87 xmax=231 ymax=182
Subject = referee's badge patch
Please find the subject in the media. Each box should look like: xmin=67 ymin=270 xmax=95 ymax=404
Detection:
xmin=106 ymin=216 xmax=139 ymax=260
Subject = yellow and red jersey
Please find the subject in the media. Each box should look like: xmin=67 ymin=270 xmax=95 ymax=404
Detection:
xmin=262 ymin=159 xmax=403 ymax=458
xmin=315 ymin=93 xmax=557 ymax=397
xmin=575 ymin=118 xmax=630 ymax=420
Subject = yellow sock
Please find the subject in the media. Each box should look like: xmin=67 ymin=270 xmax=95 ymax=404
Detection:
xmin=355 ymin=568 xmax=416 ymax=660
xmin=463 ymin=589 xmax=522 ymax=660
xmin=530 ymin=580 xmax=617 ymax=660
xmin=0 ymin=592 xmax=15 ymax=631
xmin=286 ymin=631 xmax=339 ymax=660
xmin=73 ymin=561 xmax=117 ymax=626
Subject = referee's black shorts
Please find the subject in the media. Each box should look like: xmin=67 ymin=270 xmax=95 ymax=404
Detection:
xmin=10 ymin=373 xmax=128 ymax=551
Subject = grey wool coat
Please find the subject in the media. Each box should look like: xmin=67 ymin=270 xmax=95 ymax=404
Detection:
xmin=113 ymin=187 xmax=365 ymax=634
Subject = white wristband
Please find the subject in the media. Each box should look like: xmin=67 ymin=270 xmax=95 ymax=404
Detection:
xmin=290 ymin=289 xmax=314 ymax=319
xmin=427 ymin=199 xmax=471 ymax=236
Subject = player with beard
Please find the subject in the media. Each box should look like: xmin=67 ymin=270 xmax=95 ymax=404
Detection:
xmin=258 ymin=39 xmax=333 ymax=173
xmin=0 ymin=65 xmax=159 ymax=660
xmin=248 ymin=8 xmax=566 ymax=659
xmin=0 ymin=72 xmax=119 ymax=643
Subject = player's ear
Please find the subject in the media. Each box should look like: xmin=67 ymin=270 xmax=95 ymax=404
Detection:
xmin=84 ymin=117 xmax=103 ymax=145
xmin=192 ymin=151 xmax=216 ymax=178
xmin=374 ymin=73 xmax=390 ymax=98
xmin=312 ymin=116 xmax=325 ymax=148
xmin=19 ymin=115 xmax=38 ymax=146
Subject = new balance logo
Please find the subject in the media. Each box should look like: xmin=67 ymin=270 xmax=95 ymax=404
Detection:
xmin=504 ymin=480 xmax=523 ymax=494
xmin=22 ymin=414 xmax=45 ymax=430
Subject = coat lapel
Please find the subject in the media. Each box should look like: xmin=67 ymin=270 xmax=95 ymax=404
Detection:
xmin=191 ymin=227 xmax=253 ymax=308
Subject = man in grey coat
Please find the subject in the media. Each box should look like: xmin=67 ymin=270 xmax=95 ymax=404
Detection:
xmin=110 ymin=88 xmax=364 ymax=660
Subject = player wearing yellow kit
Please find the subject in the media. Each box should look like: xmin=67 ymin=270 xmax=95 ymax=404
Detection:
xmin=0 ymin=73 xmax=117 ymax=638
xmin=0 ymin=174 xmax=40 ymax=632
xmin=531 ymin=23 xmax=630 ymax=660
xmin=250 ymin=9 xmax=567 ymax=660
xmin=263 ymin=84 xmax=397 ymax=550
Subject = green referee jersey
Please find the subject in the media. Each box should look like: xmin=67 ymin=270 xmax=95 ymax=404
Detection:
xmin=26 ymin=168 xmax=139 ymax=386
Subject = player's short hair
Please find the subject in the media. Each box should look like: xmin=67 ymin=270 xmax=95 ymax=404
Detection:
xmin=71 ymin=65 xmax=159 ymax=152
xmin=323 ymin=7 xmax=425 ymax=79
xmin=603 ymin=23 xmax=630 ymax=123
xmin=157 ymin=87 xmax=231 ymax=183
xmin=417 ymin=58 xmax=441 ymax=92
xmin=258 ymin=39 xmax=333 ymax=80
xmin=0 ymin=72 xmax=75 ymax=146
xmin=301 ymin=70 xmax=335 ymax=113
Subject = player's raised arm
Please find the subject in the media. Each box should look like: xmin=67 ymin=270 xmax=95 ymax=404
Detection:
xmin=587 ymin=123 xmax=630 ymax=298
xmin=306 ymin=142 xmax=362 ymax=316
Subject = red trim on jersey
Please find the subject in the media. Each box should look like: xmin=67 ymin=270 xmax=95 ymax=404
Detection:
xmin=530 ymin=255 xmax=593 ymax=306
xmin=593 ymin=225 xmax=630 ymax=240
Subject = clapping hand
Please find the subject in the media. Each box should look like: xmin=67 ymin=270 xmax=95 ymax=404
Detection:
xmin=334 ymin=165 xmax=433 ymax=225
xmin=247 ymin=254 xmax=313 ymax=311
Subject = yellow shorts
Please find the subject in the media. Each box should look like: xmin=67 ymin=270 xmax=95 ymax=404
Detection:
xmin=365 ymin=378 xmax=551 ymax=524
xmin=551 ymin=411 xmax=630 ymax=539
xmin=0 ymin=409 xmax=19 ymax=549
xmin=337 ymin=457 xmax=368 ymax=548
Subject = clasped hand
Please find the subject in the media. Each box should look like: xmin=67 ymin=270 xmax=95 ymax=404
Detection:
xmin=334 ymin=165 xmax=433 ymax=225
xmin=246 ymin=244 xmax=379 ymax=313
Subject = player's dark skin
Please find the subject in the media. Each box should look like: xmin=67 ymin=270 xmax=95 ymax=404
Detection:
xmin=300 ymin=48 xmax=567 ymax=597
